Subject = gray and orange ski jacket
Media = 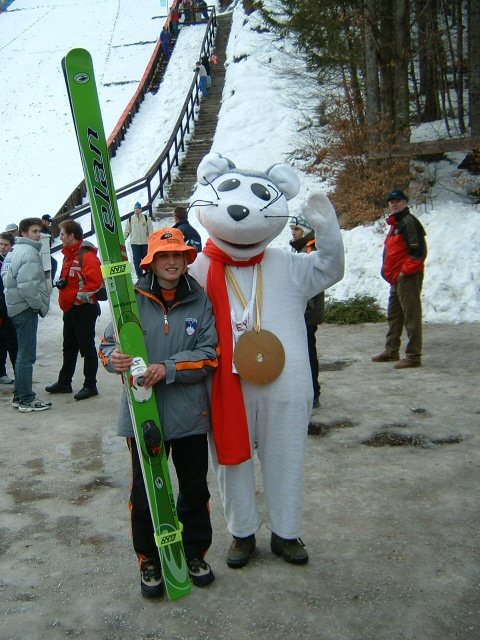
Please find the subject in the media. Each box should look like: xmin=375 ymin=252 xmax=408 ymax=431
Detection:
xmin=99 ymin=271 xmax=219 ymax=440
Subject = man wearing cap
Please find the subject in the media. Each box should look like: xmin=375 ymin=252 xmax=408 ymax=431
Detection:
xmin=123 ymin=203 xmax=154 ymax=279
xmin=4 ymin=223 xmax=19 ymax=238
xmin=40 ymin=214 xmax=57 ymax=281
xmin=372 ymin=189 xmax=427 ymax=369
xmin=99 ymin=227 xmax=219 ymax=596
xmin=290 ymin=215 xmax=325 ymax=408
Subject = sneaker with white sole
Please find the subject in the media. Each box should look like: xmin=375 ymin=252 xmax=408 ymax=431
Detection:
xmin=0 ymin=375 xmax=14 ymax=384
xmin=187 ymin=558 xmax=215 ymax=587
xmin=140 ymin=559 xmax=164 ymax=597
xmin=18 ymin=399 xmax=52 ymax=413
xmin=12 ymin=396 xmax=20 ymax=408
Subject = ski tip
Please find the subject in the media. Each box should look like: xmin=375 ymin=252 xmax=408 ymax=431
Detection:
xmin=64 ymin=47 xmax=93 ymax=66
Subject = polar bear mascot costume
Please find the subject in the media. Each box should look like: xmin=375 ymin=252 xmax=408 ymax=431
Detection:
xmin=189 ymin=151 xmax=344 ymax=567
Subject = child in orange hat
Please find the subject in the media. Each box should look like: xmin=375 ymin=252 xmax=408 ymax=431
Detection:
xmin=100 ymin=227 xmax=219 ymax=596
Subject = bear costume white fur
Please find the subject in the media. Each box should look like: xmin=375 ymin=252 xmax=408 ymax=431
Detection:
xmin=189 ymin=152 xmax=344 ymax=546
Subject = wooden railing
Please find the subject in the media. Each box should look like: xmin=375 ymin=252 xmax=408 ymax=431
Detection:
xmin=52 ymin=6 xmax=217 ymax=250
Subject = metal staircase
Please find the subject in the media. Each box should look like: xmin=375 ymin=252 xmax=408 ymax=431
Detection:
xmin=155 ymin=11 xmax=232 ymax=218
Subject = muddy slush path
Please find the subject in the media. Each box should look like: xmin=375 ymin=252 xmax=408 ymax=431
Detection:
xmin=1 ymin=318 xmax=478 ymax=640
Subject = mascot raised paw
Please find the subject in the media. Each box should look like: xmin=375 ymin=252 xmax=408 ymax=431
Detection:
xmin=189 ymin=151 xmax=344 ymax=565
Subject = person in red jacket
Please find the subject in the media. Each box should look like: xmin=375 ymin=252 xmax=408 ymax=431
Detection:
xmin=372 ymin=189 xmax=427 ymax=369
xmin=46 ymin=220 xmax=103 ymax=399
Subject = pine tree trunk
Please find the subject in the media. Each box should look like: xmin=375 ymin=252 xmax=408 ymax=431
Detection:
xmin=421 ymin=0 xmax=442 ymax=122
xmin=393 ymin=0 xmax=410 ymax=142
xmin=364 ymin=0 xmax=381 ymax=143
xmin=378 ymin=0 xmax=395 ymax=137
xmin=458 ymin=0 xmax=480 ymax=175
xmin=469 ymin=0 xmax=480 ymax=136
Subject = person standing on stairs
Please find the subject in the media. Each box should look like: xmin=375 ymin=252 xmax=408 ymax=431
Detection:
xmin=160 ymin=25 xmax=171 ymax=59
xmin=123 ymin=203 xmax=154 ymax=279
xmin=170 ymin=4 xmax=180 ymax=36
xmin=195 ymin=61 xmax=208 ymax=97
xmin=201 ymin=53 xmax=211 ymax=88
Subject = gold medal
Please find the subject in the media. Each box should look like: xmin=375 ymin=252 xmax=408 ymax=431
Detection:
xmin=233 ymin=329 xmax=285 ymax=385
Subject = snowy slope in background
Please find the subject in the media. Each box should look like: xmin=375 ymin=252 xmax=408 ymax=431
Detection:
xmin=1 ymin=0 xmax=479 ymax=322
xmin=1 ymin=0 xmax=163 ymax=212
xmin=108 ymin=25 xmax=207 ymax=196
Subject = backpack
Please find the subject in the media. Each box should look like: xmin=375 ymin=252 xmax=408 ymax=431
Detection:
xmin=78 ymin=247 xmax=108 ymax=301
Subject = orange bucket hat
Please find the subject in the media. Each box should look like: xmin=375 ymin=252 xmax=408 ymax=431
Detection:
xmin=140 ymin=227 xmax=197 ymax=270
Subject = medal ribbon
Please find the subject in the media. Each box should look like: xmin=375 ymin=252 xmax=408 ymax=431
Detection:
xmin=225 ymin=263 xmax=263 ymax=335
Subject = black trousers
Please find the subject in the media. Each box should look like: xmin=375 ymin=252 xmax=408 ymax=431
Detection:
xmin=306 ymin=323 xmax=321 ymax=398
xmin=58 ymin=303 xmax=99 ymax=388
xmin=127 ymin=433 xmax=212 ymax=565
xmin=0 ymin=315 xmax=18 ymax=377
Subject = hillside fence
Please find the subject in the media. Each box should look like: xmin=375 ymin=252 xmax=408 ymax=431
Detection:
xmin=52 ymin=5 xmax=217 ymax=252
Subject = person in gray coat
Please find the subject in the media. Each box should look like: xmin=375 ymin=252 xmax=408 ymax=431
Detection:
xmin=99 ymin=227 xmax=218 ymax=597
xmin=1 ymin=217 xmax=51 ymax=412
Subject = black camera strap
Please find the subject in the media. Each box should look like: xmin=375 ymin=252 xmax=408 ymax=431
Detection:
xmin=61 ymin=245 xmax=82 ymax=280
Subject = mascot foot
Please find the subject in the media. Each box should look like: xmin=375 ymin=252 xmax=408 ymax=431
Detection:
xmin=270 ymin=533 xmax=309 ymax=564
xmin=226 ymin=535 xmax=256 ymax=568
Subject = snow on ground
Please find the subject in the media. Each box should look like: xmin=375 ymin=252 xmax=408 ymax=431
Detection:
xmin=1 ymin=0 xmax=479 ymax=322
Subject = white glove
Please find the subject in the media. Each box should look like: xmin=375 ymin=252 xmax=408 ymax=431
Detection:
xmin=301 ymin=192 xmax=338 ymax=238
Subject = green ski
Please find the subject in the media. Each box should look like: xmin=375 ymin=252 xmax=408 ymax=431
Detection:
xmin=62 ymin=47 xmax=190 ymax=601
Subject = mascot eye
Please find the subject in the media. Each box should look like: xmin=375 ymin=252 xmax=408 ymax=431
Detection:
xmin=218 ymin=178 xmax=241 ymax=192
xmin=251 ymin=183 xmax=271 ymax=201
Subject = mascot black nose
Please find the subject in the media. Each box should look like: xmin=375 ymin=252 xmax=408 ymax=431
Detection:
xmin=227 ymin=205 xmax=249 ymax=221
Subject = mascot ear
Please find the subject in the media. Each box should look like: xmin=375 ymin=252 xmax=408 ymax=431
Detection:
xmin=197 ymin=152 xmax=236 ymax=185
xmin=265 ymin=163 xmax=300 ymax=201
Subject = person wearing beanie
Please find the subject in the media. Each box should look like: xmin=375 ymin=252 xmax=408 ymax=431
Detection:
xmin=290 ymin=215 xmax=325 ymax=408
xmin=123 ymin=203 xmax=154 ymax=279
xmin=99 ymin=227 xmax=219 ymax=596
xmin=372 ymin=189 xmax=427 ymax=369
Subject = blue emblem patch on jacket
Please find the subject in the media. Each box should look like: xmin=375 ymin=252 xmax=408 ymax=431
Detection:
xmin=185 ymin=318 xmax=198 ymax=336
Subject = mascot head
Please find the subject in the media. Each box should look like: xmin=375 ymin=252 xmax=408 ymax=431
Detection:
xmin=192 ymin=152 xmax=300 ymax=260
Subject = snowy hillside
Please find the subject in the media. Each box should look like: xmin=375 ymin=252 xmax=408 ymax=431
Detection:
xmin=1 ymin=0 xmax=479 ymax=323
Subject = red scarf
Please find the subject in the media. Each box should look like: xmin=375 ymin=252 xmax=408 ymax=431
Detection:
xmin=203 ymin=239 xmax=265 ymax=465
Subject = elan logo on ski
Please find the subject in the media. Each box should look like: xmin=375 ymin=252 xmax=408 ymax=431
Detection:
xmin=86 ymin=127 xmax=116 ymax=234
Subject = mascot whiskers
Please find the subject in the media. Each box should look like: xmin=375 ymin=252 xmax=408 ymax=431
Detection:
xmin=188 ymin=151 xmax=344 ymax=566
